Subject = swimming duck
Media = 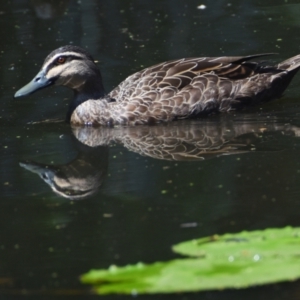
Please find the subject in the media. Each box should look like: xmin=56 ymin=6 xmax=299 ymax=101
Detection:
xmin=14 ymin=45 xmax=300 ymax=126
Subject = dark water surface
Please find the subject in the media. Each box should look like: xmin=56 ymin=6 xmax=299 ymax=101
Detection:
xmin=1 ymin=0 xmax=300 ymax=299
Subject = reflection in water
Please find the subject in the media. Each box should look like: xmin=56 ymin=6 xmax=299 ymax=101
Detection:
xmin=72 ymin=120 xmax=300 ymax=160
xmin=20 ymin=144 xmax=108 ymax=200
xmin=20 ymin=119 xmax=300 ymax=199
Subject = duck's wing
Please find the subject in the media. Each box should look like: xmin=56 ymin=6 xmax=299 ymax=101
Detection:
xmin=109 ymin=54 xmax=276 ymax=100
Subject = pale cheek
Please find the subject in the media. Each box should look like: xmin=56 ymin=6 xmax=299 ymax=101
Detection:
xmin=57 ymin=73 xmax=86 ymax=89
xmin=47 ymin=66 xmax=62 ymax=79
xmin=47 ymin=63 xmax=87 ymax=88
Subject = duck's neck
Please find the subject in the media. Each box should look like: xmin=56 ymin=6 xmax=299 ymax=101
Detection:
xmin=66 ymin=79 xmax=107 ymax=122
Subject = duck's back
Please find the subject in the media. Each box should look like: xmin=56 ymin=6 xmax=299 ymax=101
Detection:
xmin=109 ymin=56 xmax=259 ymax=98
xmin=107 ymin=55 xmax=288 ymax=120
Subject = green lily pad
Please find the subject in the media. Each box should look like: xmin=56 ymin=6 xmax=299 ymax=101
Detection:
xmin=173 ymin=226 xmax=300 ymax=258
xmin=81 ymin=227 xmax=300 ymax=294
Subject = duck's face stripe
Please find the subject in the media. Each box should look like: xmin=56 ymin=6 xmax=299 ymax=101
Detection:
xmin=43 ymin=51 xmax=86 ymax=73
xmin=41 ymin=52 xmax=90 ymax=86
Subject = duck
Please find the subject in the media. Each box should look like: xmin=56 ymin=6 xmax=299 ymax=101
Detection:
xmin=14 ymin=45 xmax=300 ymax=126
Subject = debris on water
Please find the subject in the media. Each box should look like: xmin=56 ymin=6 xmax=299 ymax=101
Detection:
xmin=103 ymin=213 xmax=113 ymax=218
xmin=197 ymin=4 xmax=206 ymax=9
xmin=180 ymin=222 xmax=198 ymax=228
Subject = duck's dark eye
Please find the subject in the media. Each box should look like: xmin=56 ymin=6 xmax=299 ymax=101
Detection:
xmin=57 ymin=56 xmax=66 ymax=64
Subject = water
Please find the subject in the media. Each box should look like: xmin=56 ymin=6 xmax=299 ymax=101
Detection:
xmin=1 ymin=0 xmax=300 ymax=298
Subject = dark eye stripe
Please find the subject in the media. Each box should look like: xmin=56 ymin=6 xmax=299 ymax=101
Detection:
xmin=65 ymin=55 xmax=83 ymax=61
xmin=55 ymin=55 xmax=83 ymax=65
xmin=45 ymin=55 xmax=83 ymax=72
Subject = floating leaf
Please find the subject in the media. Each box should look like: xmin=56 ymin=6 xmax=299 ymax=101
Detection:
xmin=173 ymin=226 xmax=300 ymax=258
xmin=81 ymin=227 xmax=300 ymax=294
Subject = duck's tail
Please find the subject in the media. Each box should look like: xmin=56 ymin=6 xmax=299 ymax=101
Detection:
xmin=278 ymin=54 xmax=300 ymax=73
xmin=268 ymin=54 xmax=300 ymax=99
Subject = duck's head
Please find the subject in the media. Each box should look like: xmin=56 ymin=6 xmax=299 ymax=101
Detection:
xmin=14 ymin=45 xmax=106 ymax=100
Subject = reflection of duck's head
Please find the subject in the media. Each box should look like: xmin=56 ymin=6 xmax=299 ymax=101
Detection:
xmin=14 ymin=45 xmax=300 ymax=125
xmin=20 ymin=161 xmax=102 ymax=200
xmin=20 ymin=146 xmax=108 ymax=200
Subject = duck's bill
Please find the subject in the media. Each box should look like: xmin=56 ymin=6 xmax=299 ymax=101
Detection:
xmin=14 ymin=70 xmax=54 ymax=98
xmin=19 ymin=161 xmax=54 ymax=176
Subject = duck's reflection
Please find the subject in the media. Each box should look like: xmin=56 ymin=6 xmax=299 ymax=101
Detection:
xmin=20 ymin=144 xmax=108 ymax=200
xmin=20 ymin=119 xmax=300 ymax=199
xmin=72 ymin=120 xmax=300 ymax=161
